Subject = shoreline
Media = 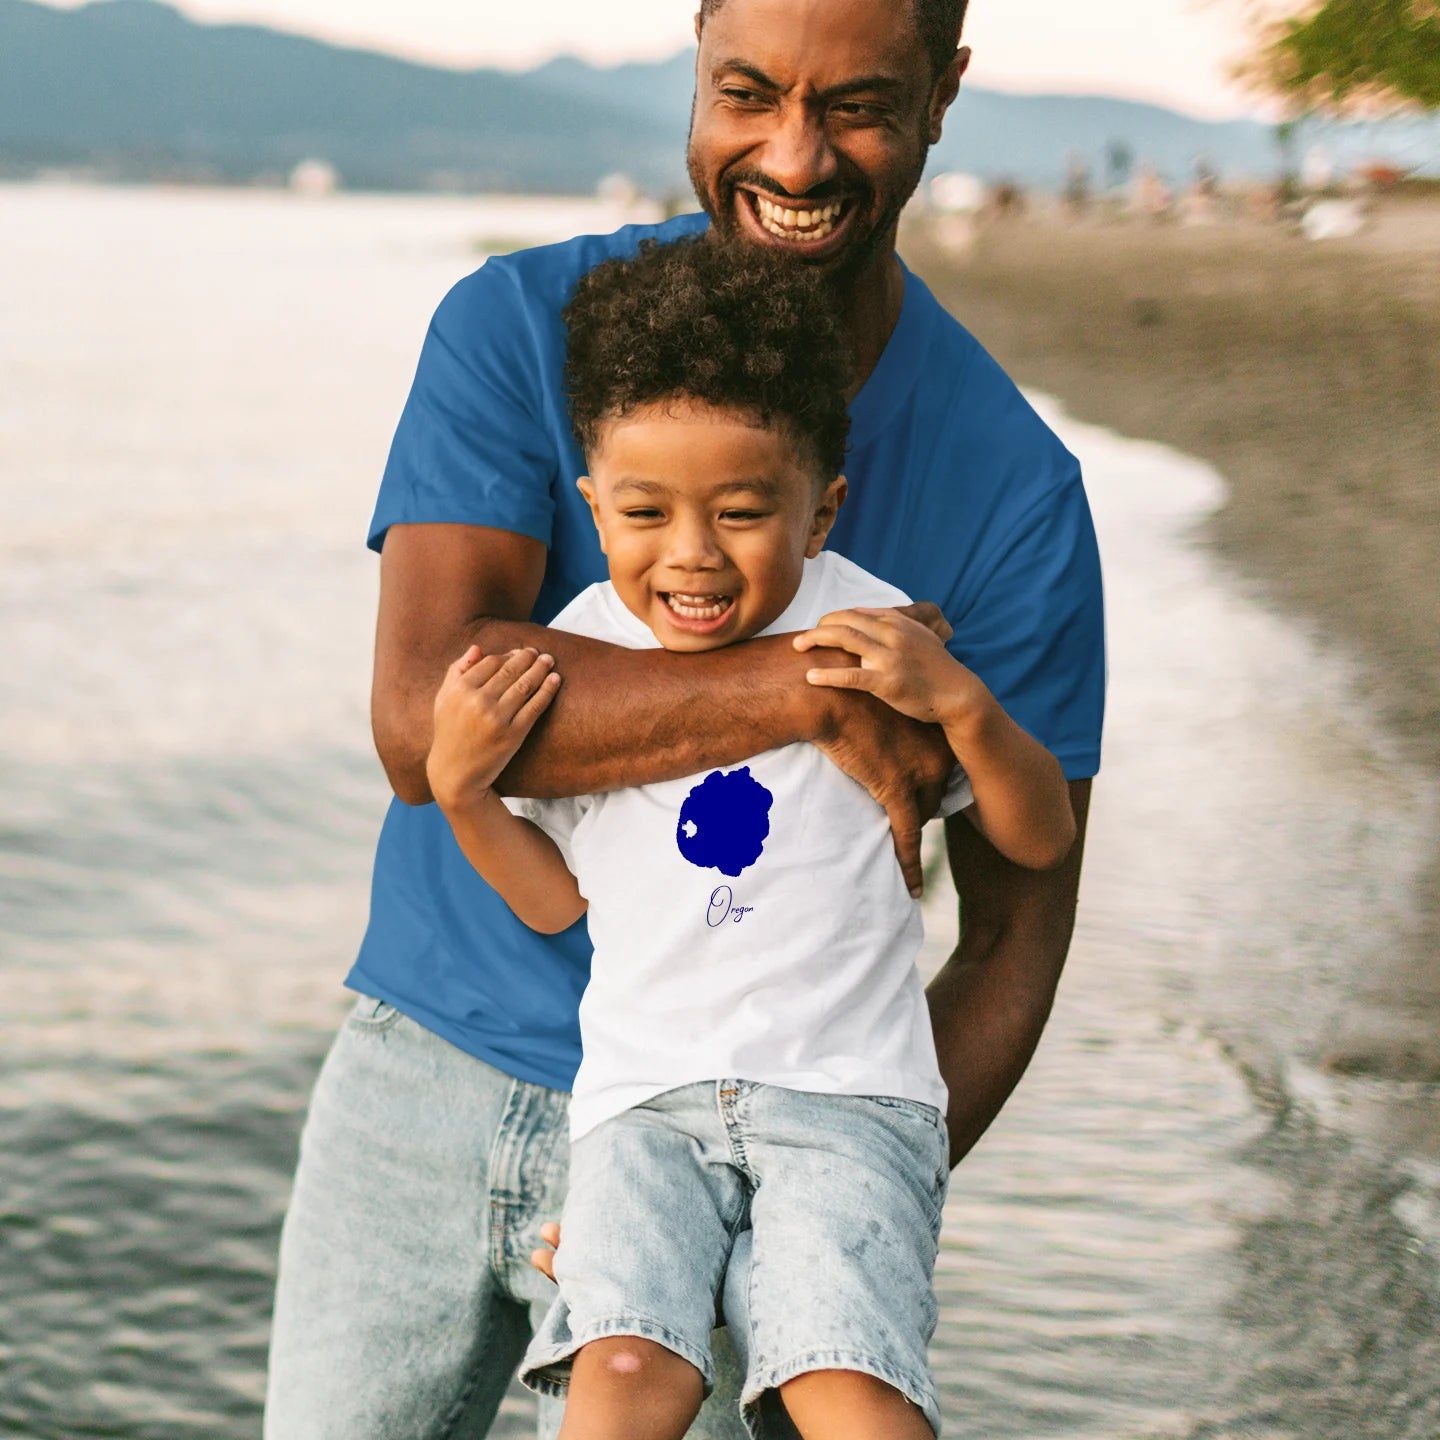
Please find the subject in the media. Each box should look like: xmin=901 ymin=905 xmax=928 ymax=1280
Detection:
xmin=905 ymin=203 xmax=1440 ymax=1137
xmin=905 ymin=201 xmax=1440 ymax=769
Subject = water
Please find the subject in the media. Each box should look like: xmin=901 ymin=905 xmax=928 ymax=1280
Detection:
xmin=2 ymin=184 xmax=1438 ymax=1439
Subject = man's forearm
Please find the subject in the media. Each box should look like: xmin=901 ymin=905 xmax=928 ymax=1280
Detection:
xmin=928 ymin=780 xmax=1091 ymax=1166
xmin=392 ymin=618 xmax=835 ymax=804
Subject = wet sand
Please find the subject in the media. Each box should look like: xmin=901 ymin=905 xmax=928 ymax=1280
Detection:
xmin=906 ymin=194 xmax=1440 ymax=1106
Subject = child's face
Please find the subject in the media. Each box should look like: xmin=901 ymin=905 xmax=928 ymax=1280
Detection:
xmin=579 ymin=399 xmax=846 ymax=652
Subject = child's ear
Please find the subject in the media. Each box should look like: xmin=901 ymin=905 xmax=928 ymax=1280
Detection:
xmin=805 ymin=476 xmax=848 ymax=558
xmin=576 ymin=476 xmax=607 ymax=554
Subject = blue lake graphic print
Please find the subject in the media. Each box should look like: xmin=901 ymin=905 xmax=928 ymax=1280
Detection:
xmin=676 ymin=767 xmax=774 ymax=877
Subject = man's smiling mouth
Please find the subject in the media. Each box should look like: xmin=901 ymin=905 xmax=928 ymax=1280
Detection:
xmin=743 ymin=191 xmax=849 ymax=244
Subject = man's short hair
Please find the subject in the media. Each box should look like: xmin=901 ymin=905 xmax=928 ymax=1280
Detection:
xmin=563 ymin=237 xmax=851 ymax=478
xmin=697 ymin=0 xmax=969 ymax=80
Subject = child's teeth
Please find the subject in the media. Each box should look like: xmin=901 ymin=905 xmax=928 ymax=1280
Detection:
xmin=667 ymin=593 xmax=731 ymax=619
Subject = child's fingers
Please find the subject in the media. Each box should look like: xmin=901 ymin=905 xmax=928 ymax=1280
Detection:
xmin=439 ymin=648 xmax=502 ymax=700
xmin=803 ymin=666 xmax=879 ymax=692
xmin=530 ymin=1220 xmax=561 ymax=1284
xmin=793 ymin=621 xmax=885 ymax=657
xmin=443 ymin=645 xmax=481 ymax=680
xmin=484 ymin=650 xmax=556 ymax=721
xmin=454 ymin=651 xmax=510 ymax=692
xmin=476 ymin=647 xmax=538 ymax=695
xmin=813 ymin=607 xmax=901 ymax=633
xmin=510 ymin=669 xmax=562 ymax=733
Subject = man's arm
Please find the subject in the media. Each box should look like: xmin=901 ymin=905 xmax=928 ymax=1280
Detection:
xmin=371 ymin=523 xmax=956 ymax=893
xmin=927 ymin=778 xmax=1092 ymax=1167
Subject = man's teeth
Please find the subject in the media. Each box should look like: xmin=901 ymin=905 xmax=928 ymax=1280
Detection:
xmin=753 ymin=195 xmax=843 ymax=242
xmin=666 ymin=593 xmax=732 ymax=620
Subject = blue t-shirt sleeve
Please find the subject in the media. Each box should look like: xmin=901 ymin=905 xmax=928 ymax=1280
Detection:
xmin=368 ymin=260 xmax=558 ymax=552
xmin=950 ymin=462 xmax=1106 ymax=782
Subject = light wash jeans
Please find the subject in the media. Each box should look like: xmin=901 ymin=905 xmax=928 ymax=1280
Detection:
xmin=523 ymin=1081 xmax=948 ymax=1436
xmin=264 ymin=995 xmax=749 ymax=1440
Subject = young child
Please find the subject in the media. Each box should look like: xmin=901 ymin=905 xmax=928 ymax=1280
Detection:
xmin=425 ymin=238 xmax=1075 ymax=1440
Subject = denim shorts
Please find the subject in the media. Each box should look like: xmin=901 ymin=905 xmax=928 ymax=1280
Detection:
xmin=519 ymin=1080 xmax=949 ymax=1436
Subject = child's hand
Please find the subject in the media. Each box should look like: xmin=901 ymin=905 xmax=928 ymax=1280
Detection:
xmin=531 ymin=1220 xmax=561 ymax=1284
xmin=426 ymin=646 xmax=561 ymax=811
xmin=793 ymin=607 xmax=986 ymax=726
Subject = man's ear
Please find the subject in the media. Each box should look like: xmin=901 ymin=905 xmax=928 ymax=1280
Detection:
xmin=576 ymin=476 xmax=607 ymax=555
xmin=694 ymin=8 xmax=703 ymax=42
xmin=927 ymin=45 xmax=970 ymax=144
xmin=805 ymin=475 xmax=848 ymax=557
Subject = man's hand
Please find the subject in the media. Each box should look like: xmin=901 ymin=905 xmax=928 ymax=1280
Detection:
xmin=797 ymin=602 xmax=958 ymax=898
xmin=425 ymin=645 xmax=561 ymax=812
xmin=806 ymin=674 xmax=954 ymax=898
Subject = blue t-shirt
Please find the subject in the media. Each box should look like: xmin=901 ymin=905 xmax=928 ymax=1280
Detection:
xmin=350 ymin=214 xmax=1105 ymax=1091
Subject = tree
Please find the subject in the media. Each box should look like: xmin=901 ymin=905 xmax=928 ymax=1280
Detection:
xmin=1249 ymin=0 xmax=1440 ymax=110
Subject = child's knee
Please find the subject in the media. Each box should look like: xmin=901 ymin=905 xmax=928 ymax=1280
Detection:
xmin=579 ymin=1335 xmax=698 ymax=1386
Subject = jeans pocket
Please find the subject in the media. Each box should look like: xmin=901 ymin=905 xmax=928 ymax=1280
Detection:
xmin=345 ymin=992 xmax=405 ymax=1033
xmin=863 ymin=1094 xmax=946 ymax=1132
xmin=859 ymin=1096 xmax=950 ymax=1216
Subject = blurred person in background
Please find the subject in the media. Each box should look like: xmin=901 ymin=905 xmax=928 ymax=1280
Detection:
xmin=263 ymin=1 xmax=1105 ymax=1436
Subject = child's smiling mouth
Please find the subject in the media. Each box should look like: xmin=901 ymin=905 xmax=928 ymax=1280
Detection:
xmin=659 ymin=591 xmax=736 ymax=633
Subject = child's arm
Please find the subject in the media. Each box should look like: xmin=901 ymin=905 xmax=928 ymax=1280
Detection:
xmin=426 ymin=645 xmax=587 ymax=934
xmin=794 ymin=609 xmax=1076 ymax=871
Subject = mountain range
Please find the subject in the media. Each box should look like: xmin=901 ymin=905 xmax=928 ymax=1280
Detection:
xmin=1 ymin=0 xmax=1429 ymax=193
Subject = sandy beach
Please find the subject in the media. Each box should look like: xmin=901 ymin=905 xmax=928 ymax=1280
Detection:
xmin=907 ymin=192 xmax=1440 ymax=1102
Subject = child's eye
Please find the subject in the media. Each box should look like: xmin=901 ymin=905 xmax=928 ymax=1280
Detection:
xmin=623 ymin=508 xmax=664 ymax=520
xmin=721 ymin=509 xmax=768 ymax=522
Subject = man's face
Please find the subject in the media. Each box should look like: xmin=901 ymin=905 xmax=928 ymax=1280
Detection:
xmin=579 ymin=400 xmax=845 ymax=653
xmin=687 ymin=0 xmax=961 ymax=283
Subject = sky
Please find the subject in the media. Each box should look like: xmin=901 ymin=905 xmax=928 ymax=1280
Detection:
xmin=57 ymin=0 xmax=1267 ymax=119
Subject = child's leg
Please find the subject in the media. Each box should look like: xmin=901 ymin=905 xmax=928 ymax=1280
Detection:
xmin=519 ymin=1087 xmax=748 ymax=1436
xmin=558 ymin=1336 xmax=705 ymax=1440
xmin=727 ymin=1086 xmax=950 ymax=1438
xmin=778 ymin=1369 xmax=935 ymax=1440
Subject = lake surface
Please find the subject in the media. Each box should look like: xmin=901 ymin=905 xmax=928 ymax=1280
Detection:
xmin=2 ymin=183 xmax=1437 ymax=1439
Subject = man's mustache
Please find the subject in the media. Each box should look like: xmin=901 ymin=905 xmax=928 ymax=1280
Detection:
xmin=722 ymin=169 xmax=857 ymax=204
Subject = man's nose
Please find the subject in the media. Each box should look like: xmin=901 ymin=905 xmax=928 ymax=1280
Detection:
xmin=758 ymin=103 xmax=838 ymax=200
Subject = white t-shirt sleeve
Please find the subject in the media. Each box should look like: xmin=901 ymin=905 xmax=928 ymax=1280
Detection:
xmin=938 ymin=764 xmax=973 ymax=817
xmin=502 ymin=794 xmax=591 ymax=875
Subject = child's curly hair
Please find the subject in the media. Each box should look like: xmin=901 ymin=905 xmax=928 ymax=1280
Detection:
xmin=563 ymin=237 xmax=851 ymax=478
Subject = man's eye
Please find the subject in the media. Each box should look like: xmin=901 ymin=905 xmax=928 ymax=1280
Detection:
xmin=832 ymin=101 xmax=886 ymax=121
xmin=720 ymin=86 xmax=766 ymax=106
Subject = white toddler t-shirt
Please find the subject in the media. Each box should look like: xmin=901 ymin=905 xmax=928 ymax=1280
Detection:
xmin=507 ymin=551 xmax=972 ymax=1140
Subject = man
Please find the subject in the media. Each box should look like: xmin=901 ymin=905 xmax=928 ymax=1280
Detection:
xmin=264 ymin=1 xmax=1104 ymax=1436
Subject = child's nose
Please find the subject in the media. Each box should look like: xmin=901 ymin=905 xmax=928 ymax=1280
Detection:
xmin=665 ymin=518 xmax=725 ymax=570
